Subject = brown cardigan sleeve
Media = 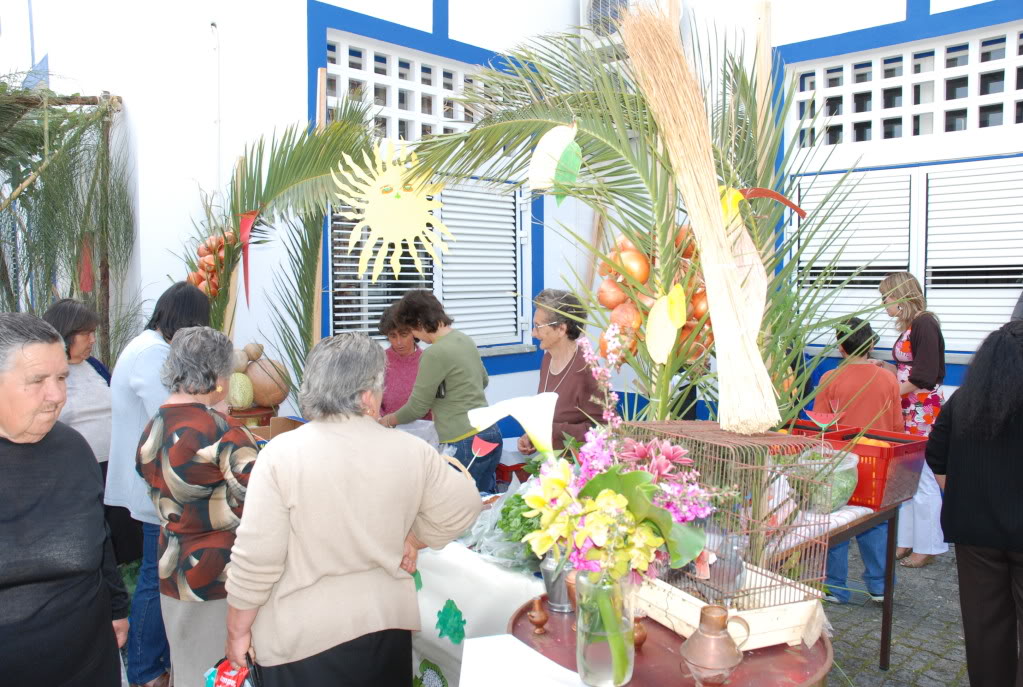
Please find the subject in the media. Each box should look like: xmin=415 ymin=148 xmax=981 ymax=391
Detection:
xmin=551 ymin=359 xmax=602 ymax=448
xmin=907 ymin=313 xmax=946 ymax=390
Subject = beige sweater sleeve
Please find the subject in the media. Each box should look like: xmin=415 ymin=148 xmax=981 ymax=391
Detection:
xmin=412 ymin=446 xmax=483 ymax=548
xmin=225 ymin=455 xmax=290 ymax=610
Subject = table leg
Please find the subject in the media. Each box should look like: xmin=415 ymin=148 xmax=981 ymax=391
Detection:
xmin=880 ymin=508 xmax=898 ymax=671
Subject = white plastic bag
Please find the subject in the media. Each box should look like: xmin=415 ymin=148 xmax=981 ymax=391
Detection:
xmin=396 ymin=419 xmax=440 ymax=450
xmin=460 ymin=476 xmax=540 ymax=572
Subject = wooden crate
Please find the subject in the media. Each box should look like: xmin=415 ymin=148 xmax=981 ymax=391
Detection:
xmin=636 ymin=564 xmax=826 ymax=651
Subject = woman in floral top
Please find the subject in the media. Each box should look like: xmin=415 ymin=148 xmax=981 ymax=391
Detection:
xmin=879 ymin=272 xmax=947 ymax=568
xmin=136 ymin=327 xmax=258 ymax=686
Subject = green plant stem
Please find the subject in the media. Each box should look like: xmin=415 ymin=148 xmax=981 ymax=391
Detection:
xmin=595 ymin=585 xmax=629 ymax=685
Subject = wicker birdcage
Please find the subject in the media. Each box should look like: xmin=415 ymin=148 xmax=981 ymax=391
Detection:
xmin=625 ymin=421 xmax=836 ymax=649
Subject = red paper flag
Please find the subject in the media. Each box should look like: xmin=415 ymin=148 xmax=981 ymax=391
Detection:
xmin=471 ymin=435 xmax=499 ymax=457
xmin=238 ymin=210 xmax=259 ymax=306
xmin=78 ymin=239 xmax=94 ymax=294
xmin=739 ymin=187 xmax=807 ymax=219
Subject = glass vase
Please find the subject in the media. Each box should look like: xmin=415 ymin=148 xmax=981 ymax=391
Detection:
xmin=575 ymin=572 xmax=636 ymax=687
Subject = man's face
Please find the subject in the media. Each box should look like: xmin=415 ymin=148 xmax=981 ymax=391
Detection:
xmin=0 ymin=342 xmax=69 ymax=443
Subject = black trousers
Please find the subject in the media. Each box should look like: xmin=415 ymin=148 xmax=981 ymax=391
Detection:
xmin=956 ymin=544 xmax=1023 ymax=687
xmin=99 ymin=460 xmax=143 ymax=563
xmin=258 ymin=629 xmax=412 ymax=687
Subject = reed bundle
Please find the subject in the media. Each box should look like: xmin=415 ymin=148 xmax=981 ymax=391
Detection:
xmin=619 ymin=2 xmax=780 ymax=434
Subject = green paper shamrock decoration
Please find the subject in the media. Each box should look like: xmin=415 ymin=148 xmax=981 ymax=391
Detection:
xmin=413 ymin=569 xmax=422 ymax=591
xmin=553 ymin=141 xmax=582 ymax=206
xmin=436 ymin=599 xmax=467 ymax=644
xmin=412 ymin=659 xmax=449 ymax=687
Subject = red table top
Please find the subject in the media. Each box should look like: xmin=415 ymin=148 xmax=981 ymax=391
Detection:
xmin=509 ymin=596 xmax=832 ymax=686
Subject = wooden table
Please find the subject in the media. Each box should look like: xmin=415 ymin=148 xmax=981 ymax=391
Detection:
xmin=509 ymin=597 xmax=833 ymax=686
xmin=826 ymin=504 xmax=900 ymax=670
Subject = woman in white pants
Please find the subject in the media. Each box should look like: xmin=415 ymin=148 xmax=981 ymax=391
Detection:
xmin=878 ymin=273 xmax=948 ymax=568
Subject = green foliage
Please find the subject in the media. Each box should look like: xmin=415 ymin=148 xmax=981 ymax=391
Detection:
xmin=413 ymin=32 xmax=882 ymax=430
xmin=497 ymin=493 xmax=541 ymax=543
xmin=579 ymin=465 xmax=705 ymax=568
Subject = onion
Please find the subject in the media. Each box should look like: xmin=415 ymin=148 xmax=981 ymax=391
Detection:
xmin=199 ymin=255 xmax=217 ymax=272
xmin=690 ymin=288 xmax=709 ymax=321
xmin=675 ymin=224 xmax=696 ymax=259
xmin=197 ymin=244 xmax=211 ymax=258
xmin=223 ymin=231 xmax=237 ymax=245
xmin=618 ymin=250 xmax=650 ymax=284
xmin=610 ymin=301 xmax=642 ymax=332
xmin=186 ymin=271 xmax=203 ymax=287
xmin=614 ymin=234 xmax=638 ymax=253
xmin=597 ymin=278 xmax=628 ymax=309
xmin=243 ymin=343 xmax=264 ymax=361
xmin=231 ymin=350 xmax=249 ymax=373
xmin=246 ymin=358 xmax=290 ymax=407
xmin=597 ymin=251 xmax=620 ymax=278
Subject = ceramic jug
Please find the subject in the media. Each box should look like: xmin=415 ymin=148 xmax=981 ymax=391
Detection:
xmin=679 ymin=605 xmax=751 ymax=686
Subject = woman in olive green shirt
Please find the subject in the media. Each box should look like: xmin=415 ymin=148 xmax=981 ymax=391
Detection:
xmin=379 ymin=290 xmax=502 ymax=493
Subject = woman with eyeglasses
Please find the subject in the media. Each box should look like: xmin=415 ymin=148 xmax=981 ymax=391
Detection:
xmin=518 ymin=289 xmax=601 ymax=456
xmin=878 ymin=272 xmax=947 ymax=569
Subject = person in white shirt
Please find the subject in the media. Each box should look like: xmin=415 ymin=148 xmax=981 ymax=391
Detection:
xmin=43 ymin=298 xmax=143 ymax=566
xmin=104 ymin=282 xmax=210 ymax=687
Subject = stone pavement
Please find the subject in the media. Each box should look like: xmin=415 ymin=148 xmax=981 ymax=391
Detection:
xmin=825 ymin=545 xmax=968 ymax=686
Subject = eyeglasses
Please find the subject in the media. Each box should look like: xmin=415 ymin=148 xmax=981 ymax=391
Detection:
xmin=532 ymin=322 xmax=558 ymax=331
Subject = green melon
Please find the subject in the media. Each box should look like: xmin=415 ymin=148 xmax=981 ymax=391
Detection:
xmin=228 ymin=372 xmax=254 ymax=409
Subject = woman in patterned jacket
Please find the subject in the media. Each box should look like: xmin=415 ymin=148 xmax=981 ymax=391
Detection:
xmin=136 ymin=326 xmax=258 ymax=686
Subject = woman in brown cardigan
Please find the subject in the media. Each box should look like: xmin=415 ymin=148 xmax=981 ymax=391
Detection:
xmin=518 ymin=289 xmax=601 ymax=455
xmin=878 ymin=272 xmax=948 ymax=569
xmin=224 ymin=333 xmax=481 ymax=686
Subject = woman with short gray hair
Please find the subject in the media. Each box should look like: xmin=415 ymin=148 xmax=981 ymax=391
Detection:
xmin=0 ymin=313 xmax=129 ymax=686
xmin=225 ymin=333 xmax=482 ymax=686
xmin=135 ymin=326 xmax=259 ymax=687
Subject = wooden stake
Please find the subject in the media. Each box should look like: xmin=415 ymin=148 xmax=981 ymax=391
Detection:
xmin=310 ymin=67 xmax=328 ymax=347
xmin=222 ymin=156 xmax=245 ymax=339
xmin=585 ymin=210 xmax=606 ymax=289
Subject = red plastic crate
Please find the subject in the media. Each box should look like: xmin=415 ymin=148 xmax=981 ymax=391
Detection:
xmin=496 ymin=462 xmax=528 ymax=484
xmin=822 ymin=428 xmax=927 ymax=510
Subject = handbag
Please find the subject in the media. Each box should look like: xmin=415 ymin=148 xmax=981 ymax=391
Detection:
xmin=205 ymin=655 xmax=262 ymax=687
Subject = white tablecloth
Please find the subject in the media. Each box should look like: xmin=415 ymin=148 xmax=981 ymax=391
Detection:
xmin=412 ymin=541 xmax=544 ymax=687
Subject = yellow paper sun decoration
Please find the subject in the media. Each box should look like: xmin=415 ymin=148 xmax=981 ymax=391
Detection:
xmin=331 ymin=140 xmax=453 ymax=282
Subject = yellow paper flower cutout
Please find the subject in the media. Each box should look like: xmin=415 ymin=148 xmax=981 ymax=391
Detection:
xmin=331 ymin=140 xmax=454 ymax=282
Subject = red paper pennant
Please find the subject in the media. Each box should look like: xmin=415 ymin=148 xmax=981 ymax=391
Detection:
xmin=238 ymin=210 xmax=258 ymax=306
xmin=471 ymin=435 xmax=499 ymax=457
xmin=78 ymin=239 xmax=94 ymax=294
xmin=738 ymin=187 xmax=807 ymax=219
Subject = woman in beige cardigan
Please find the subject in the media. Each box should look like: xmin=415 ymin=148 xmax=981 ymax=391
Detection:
xmin=224 ymin=333 xmax=482 ymax=686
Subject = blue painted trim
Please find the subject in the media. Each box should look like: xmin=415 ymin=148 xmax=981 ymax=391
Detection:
xmin=776 ymin=0 xmax=1023 ymax=66
xmin=433 ymin=0 xmax=449 ymax=40
xmin=320 ymin=216 xmax=331 ymax=337
xmin=482 ymin=194 xmax=545 ymax=376
xmin=791 ymin=151 xmax=1023 ymax=178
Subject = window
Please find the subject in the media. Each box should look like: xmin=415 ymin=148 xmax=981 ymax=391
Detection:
xmin=798 ymin=100 xmax=816 ymax=118
xmin=946 ymin=44 xmax=968 ymax=68
xmin=825 ymin=96 xmax=843 ymax=116
xmin=883 ymin=117 xmax=902 ymax=139
xmin=854 ymin=92 xmax=872 ymax=113
xmin=1018 ymin=66 xmax=1023 ymax=89
xmin=913 ymin=113 xmax=934 ymax=136
xmin=1017 ymin=101 xmax=1023 ymax=123
xmin=978 ymin=104 xmax=1003 ymax=127
xmin=853 ymin=62 xmax=872 ymax=83
xmin=913 ymin=50 xmax=934 ymax=74
xmin=979 ymin=71 xmax=1005 ymax=95
xmin=326 ymin=76 xmax=337 ymax=98
xmin=799 ymin=72 xmax=816 ymax=92
xmin=826 ymin=125 xmax=842 ymax=144
xmin=914 ymin=81 xmax=934 ymax=105
xmin=327 ymin=34 xmax=528 ymax=347
xmin=883 ymin=87 xmax=902 ymax=108
xmin=327 ymin=42 xmax=338 ymax=65
xmin=799 ymin=128 xmax=816 ymax=148
xmin=981 ymin=37 xmax=1006 ymax=62
xmin=945 ymin=109 xmax=967 ymax=132
xmin=826 ymin=67 xmax=843 ymax=88
xmin=883 ymin=56 xmax=903 ymax=78
xmin=946 ymin=76 xmax=969 ymax=100
xmin=853 ymin=121 xmax=872 ymax=141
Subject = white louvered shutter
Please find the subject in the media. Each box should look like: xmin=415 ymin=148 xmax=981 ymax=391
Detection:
xmin=436 ymin=181 xmax=524 ymax=346
xmin=924 ymin=161 xmax=1023 ymax=351
xmin=329 ymin=211 xmax=434 ymax=338
xmin=796 ymin=171 xmax=912 ymax=349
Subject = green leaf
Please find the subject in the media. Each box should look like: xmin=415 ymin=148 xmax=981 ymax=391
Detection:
xmin=413 ymin=569 xmax=423 ymax=591
xmin=436 ymin=599 xmax=467 ymax=645
xmin=553 ymin=140 xmax=582 ymax=205
xmin=578 ymin=465 xmax=704 ymax=567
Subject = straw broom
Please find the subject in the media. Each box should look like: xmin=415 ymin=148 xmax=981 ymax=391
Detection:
xmin=619 ymin=2 xmax=780 ymax=434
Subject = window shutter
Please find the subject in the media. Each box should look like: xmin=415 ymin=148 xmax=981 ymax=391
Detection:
xmin=329 ymin=211 xmax=434 ymax=338
xmin=924 ymin=161 xmax=1023 ymax=351
xmin=797 ymin=171 xmax=912 ymax=349
xmin=437 ymin=181 xmax=523 ymax=346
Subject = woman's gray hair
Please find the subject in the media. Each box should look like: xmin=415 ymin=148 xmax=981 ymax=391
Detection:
xmin=300 ymin=333 xmax=385 ymax=420
xmin=0 ymin=313 xmax=63 ymax=372
xmin=534 ymin=288 xmax=585 ymax=341
xmin=160 ymin=326 xmax=233 ymax=394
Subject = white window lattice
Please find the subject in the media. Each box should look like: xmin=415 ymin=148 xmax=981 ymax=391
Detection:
xmin=790 ymin=24 xmax=1023 ymax=147
xmin=325 ymin=32 xmax=528 ymax=346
